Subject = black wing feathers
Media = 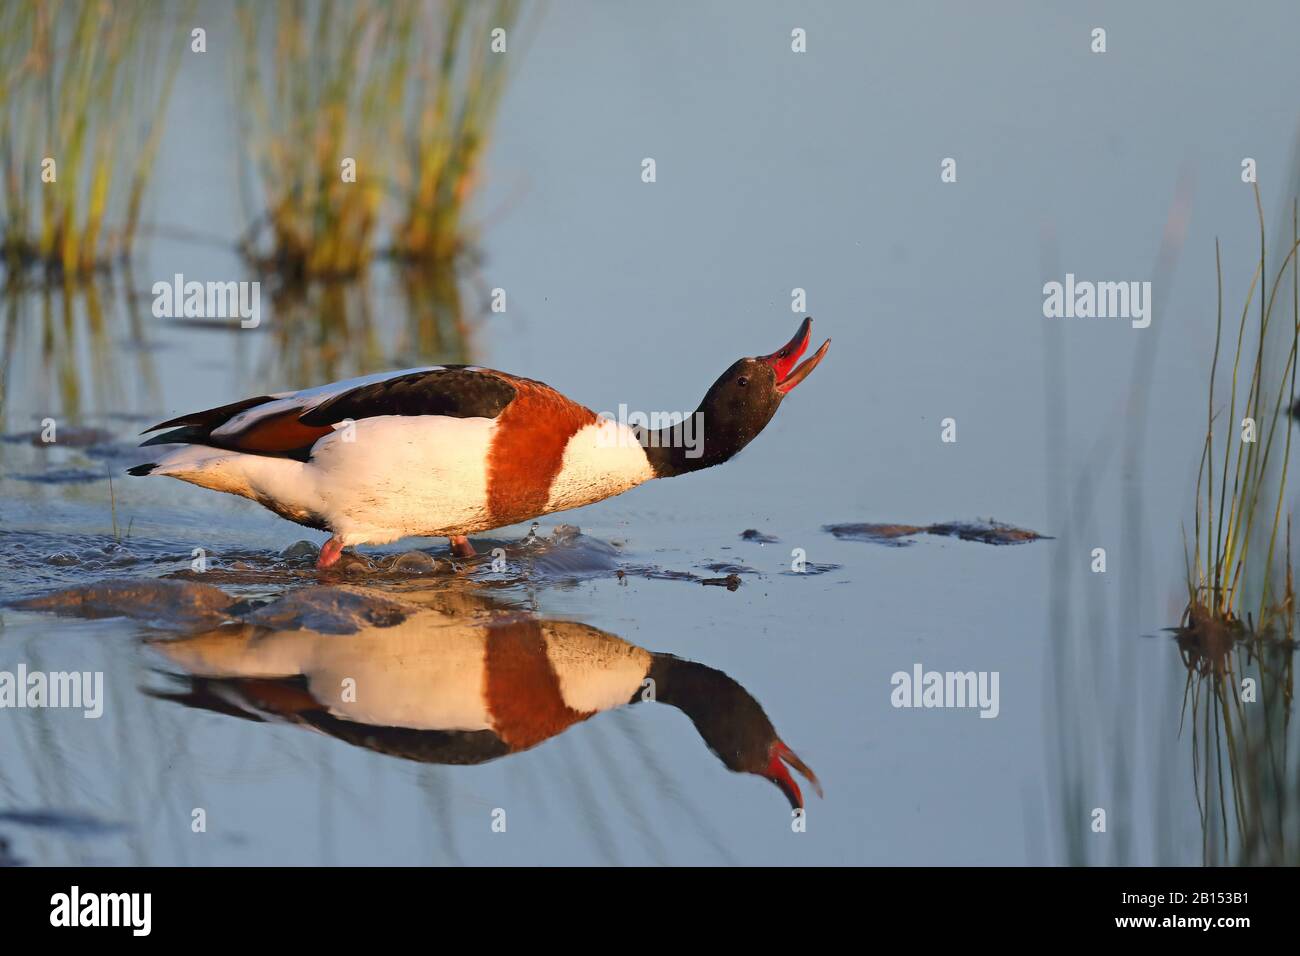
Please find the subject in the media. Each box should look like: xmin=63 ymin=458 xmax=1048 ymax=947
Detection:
xmin=298 ymin=367 xmax=517 ymax=426
xmin=143 ymin=394 xmax=276 ymax=434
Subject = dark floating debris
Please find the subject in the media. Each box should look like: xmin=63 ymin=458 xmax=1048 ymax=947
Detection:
xmin=700 ymin=561 xmax=756 ymax=575
xmin=926 ymin=521 xmax=1049 ymax=546
xmin=740 ymin=529 xmax=779 ymax=544
xmin=701 ymin=574 xmax=742 ymax=590
xmin=623 ymin=566 xmax=700 ymax=583
xmin=826 ymin=523 xmax=925 ymax=547
xmin=780 ymin=562 xmax=841 ymax=576
xmin=618 ymin=564 xmax=744 ymax=589
xmin=825 ymin=519 xmax=1050 ymax=547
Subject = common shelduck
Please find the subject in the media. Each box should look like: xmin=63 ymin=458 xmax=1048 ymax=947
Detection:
xmin=151 ymin=596 xmax=823 ymax=809
xmin=130 ymin=317 xmax=829 ymax=568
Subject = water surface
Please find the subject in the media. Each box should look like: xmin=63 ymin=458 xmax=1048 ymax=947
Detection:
xmin=4 ymin=1 xmax=1300 ymax=865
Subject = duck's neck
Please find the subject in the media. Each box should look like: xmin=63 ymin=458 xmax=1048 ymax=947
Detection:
xmin=636 ymin=410 xmax=753 ymax=478
xmin=638 ymin=653 xmax=714 ymax=714
xmin=634 ymin=653 xmax=759 ymax=739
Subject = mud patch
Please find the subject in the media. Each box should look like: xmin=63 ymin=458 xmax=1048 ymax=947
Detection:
xmin=16 ymin=576 xmax=421 ymax=636
xmin=242 ymin=586 xmax=414 ymax=634
xmin=12 ymin=577 xmax=237 ymax=627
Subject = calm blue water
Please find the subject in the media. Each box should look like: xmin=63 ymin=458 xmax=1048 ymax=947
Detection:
xmin=2 ymin=0 xmax=1299 ymax=864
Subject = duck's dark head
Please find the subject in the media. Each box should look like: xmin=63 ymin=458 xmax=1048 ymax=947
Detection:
xmin=641 ymin=317 xmax=830 ymax=477
xmin=643 ymin=653 xmax=823 ymax=810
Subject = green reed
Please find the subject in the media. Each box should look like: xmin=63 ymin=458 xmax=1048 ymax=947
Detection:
xmin=1182 ymin=186 xmax=1300 ymax=863
xmin=0 ymin=1 xmax=187 ymax=278
xmin=234 ymin=0 xmax=522 ymax=280
xmin=1190 ymin=187 xmax=1300 ymax=628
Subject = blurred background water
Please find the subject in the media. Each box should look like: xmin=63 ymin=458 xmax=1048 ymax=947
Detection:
xmin=2 ymin=0 xmax=1299 ymax=864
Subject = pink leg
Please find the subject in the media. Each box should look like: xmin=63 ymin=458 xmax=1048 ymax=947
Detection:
xmin=449 ymin=535 xmax=475 ymax=558
xmin=317 ymin=536 xmax=346 ymax=569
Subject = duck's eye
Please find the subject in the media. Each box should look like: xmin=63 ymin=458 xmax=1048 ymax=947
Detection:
xmin=738 ymin=376 xmax=749 ymax=387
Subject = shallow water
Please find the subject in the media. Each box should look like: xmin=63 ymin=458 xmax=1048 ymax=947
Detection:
xmin=1 ymin=440 xmax=1069 ymax=865
xmin=4 ymin=1 xmax=1300 ymax=865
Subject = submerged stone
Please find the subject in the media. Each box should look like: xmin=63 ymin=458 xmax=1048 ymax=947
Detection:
xmin=243 ymin=586 xmax=411 ymax=634
xmin=13 ymin=578 xmax=236 ymax=626
xmin=389 ymin=550 xmax=452 ymax=574
xmin=280 ymin=540 xmax=320 ymax=561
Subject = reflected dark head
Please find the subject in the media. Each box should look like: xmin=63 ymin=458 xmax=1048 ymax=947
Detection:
xmin=645 ymin=654 xmax=821 ymax=810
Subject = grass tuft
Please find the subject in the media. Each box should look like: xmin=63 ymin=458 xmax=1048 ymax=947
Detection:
xmin=1181 ymin=185 xmax=1300 ymax=863
xmin=234 ymin=0 xmax=524 ymax=280
xmin=0 ymin=1 xmax=189 ymax=280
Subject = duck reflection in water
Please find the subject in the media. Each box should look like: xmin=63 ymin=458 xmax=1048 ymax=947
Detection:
xmin=147 ymin=594 xmax=822 ymax=810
